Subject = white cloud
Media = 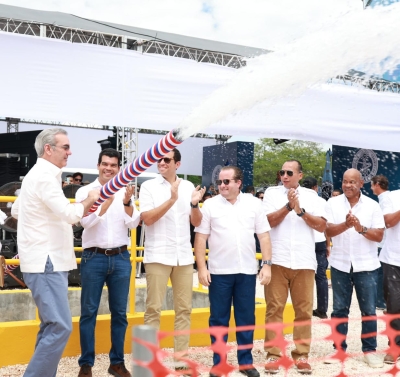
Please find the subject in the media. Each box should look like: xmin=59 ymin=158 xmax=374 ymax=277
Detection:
xmin=1 ymin=0 xmax=360 ymax=49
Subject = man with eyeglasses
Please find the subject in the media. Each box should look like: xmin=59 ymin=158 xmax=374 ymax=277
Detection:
xmin=195 ymin=166 xmax=272 ymax=377
xmin=324 ymin=169 xmax=384 ymax=368
xmin=263 ymin=160 xmax=327 ymax=375
xmin=11 ymin=128 xmax=100 ymax=377
xmin=73 ymin=172 xmax=83 ymax=185
xmin=139 ymin=148 xmax=205 ymax=371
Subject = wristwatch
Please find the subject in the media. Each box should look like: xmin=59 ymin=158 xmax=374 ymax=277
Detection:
xmin=190 ymin=202 xmax=199 ymax=208
xmin=285 ymin=202 xmax=293 ymax=211
xmin=123 ymin=199 xmax=132 ymax=207
xmin=358 ymin=226 xmax=368 ymax=235
xmin=262 ymin=260 xmax=272 ymax=266
xmin=297 ymin=208 xmax=306 ymax=217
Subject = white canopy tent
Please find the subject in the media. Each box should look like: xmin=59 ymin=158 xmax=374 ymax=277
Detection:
xmin=0 ymin=31 xmax=399 ymax=152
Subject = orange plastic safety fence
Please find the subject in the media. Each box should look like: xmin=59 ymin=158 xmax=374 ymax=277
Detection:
xmin=132 ymin=314 xmax=400 ymax=376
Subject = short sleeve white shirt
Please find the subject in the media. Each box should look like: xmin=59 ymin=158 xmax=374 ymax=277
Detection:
xmin=377 ymin=190 xmax=390 ymax=248
xmin=139 ymin=175 xmax=194 ymax=266
xmin=325 ymin=193 xmax=384 ymax=273
xmin=380 ymin=189 xmax=400 ymax=267
xmin=11 ymin=158 xmax=84 ymax=273
xmin=195 ymin=193 xmax=270 ymax=275
xmin=314 ymin=196 xmax=328 ymax=243
xmin=75 ymin=179 xmax=141 ymax=249
xmin=263 ymin=185 xmax=326 ymax=271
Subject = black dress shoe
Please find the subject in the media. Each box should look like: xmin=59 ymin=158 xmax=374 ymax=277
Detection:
xmin=239 ymin=367 xmax=260 ymax=377
xmin=312 ymin=309 xmax=328 ymax=319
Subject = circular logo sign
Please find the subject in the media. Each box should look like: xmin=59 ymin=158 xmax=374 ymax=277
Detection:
xmin=211 ymin=165 xmax=222 ymax=186
xmin=352 ymin=149 xmax=378 ymax=183
xmin=321 ymin=181 xmax=333 ymax=200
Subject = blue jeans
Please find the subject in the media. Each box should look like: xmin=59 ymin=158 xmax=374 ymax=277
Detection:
xmin=331 ymin=266 xmax=378 ymax=352
xmin=23 ymin=257 xmax=72 ymax=377
xmin=79 ymin=249 xmax=132 ymax=366
xmin=315 ymin=242 xmax=329 ymax=313
xmin=209 ymin=273 xmax=256 ymax=367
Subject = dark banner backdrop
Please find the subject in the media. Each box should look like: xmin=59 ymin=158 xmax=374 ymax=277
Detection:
xmin=332 ymin=145 xmax=400 ymax=200
xmin=202 ymin=142 xmax=254 ymax=191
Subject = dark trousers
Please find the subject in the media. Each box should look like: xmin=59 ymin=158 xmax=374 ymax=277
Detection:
xmin=382 ymin=262 xmax=400 ymax=346
xmin=331 ymin=266 xmax=378 ymax=352
xmin=315 ymin=241 xmax=328 ymax=313
xmin=209 ymin=273 xmax=256 ymax=366
xmin=376 ymin=248 xmax=386 ymax=308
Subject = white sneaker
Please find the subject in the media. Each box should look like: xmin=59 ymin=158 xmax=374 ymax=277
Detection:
xmin=364 ymin=352 xmax=384 ymax=368
xmin=323 ymin=351 xmax=342 ymax=364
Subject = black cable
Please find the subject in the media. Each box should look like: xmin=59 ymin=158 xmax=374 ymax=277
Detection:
xmin=68 ymin=13 xmax=248 ymax=56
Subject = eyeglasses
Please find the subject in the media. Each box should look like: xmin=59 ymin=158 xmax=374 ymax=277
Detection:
xmin=216 ymin=179 xmax=236 ymax=185
xmin=158 ymin=157 xmax=174 ymax=164
xmin=279 ymin=170 xmax=294 ymax=177
xmin=74 ymin=179 xmax=82 ymax=182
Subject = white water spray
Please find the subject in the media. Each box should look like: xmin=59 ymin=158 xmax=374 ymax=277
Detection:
xmin=178 ymin=2 xmax=400 ymax=139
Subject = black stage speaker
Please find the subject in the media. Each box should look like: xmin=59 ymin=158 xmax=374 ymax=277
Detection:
xmin=0 ymin=154 xmax=21 ymax=186
xmin=0 ymin=130 xmax=41 ymax=182
xmin=0 ymin=239 xmax=25 ymax=289
xmin=68 ymin=239 xmax=82 ymax=286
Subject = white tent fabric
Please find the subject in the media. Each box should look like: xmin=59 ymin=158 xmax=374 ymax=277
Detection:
xmin=0 ymin=31 xmax=400 ymax=151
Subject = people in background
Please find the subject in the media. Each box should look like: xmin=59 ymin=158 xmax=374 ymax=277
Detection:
xmin=73 ymin=172 xmax=84 ymax=185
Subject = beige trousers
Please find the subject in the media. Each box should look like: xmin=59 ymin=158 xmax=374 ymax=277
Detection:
xmin=144 ymin=263 xmax=193 ymax=353
xmin=264 ymin=264 xmax=315 ymax=360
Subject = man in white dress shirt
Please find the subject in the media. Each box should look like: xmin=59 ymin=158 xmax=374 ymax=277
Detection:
xmin=377 ymin=187 xmax=400 ymax=363
xmin=324 ymin=168 xmax=384 ymax=368
xmin=302 ymin=177 xmax=330 ymax=320
xmin=370 ymin=175 xmax=390 ymax=311
xmin=139 ymin=148 xmax=205 ymax=369
xmin=75 ymin=148 xmax=140 ymax=377
xmin=11 ymin=128 xmax=100 ymax=377
xmin=263 ymin=160 xmax=327 ymax=375
xmin=195 ymin=166 xmax=272 ymax=377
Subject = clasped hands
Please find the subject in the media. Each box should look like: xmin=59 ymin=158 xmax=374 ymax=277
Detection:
xmin=287 ymin=188 xmax=301 ymax=213
xmin=345 ymin=210 xmax=363 ymax=232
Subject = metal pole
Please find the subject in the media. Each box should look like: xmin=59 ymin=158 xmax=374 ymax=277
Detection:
xmin=132 ymin=325 xmax=157 ymax=377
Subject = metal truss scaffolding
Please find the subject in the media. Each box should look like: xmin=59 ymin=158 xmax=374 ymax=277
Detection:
xmin=0 ymin=17 xmax=245 ymax=68
xmin=332 ymin=73 xmax=400 ymax=94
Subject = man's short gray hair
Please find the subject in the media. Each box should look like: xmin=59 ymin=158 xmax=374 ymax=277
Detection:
xmin=35 ymin=128 xmax=67 ymax=157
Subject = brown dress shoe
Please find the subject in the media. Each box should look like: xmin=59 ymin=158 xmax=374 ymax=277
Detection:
xmin=265 ymin=357 xmax=280 ymax=374
xmin=108 ymin=363 xmax=131 ymax=377
xmin=295 ymin=358 xmax=312 ymax=374
xmin=78 ymin=365 xmax=92 ymax=377
xmin=384 ymin=354 xmax=400 ymax=364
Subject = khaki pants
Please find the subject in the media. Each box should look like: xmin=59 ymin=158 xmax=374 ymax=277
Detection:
xmin=264 ymin=265 xmax=315 ymax=360
xmin=144 ymin=263 xmax=193 ymax=353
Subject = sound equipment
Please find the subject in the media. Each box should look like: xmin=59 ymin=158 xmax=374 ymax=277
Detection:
xmin=68 ymin=239 xmax=82 ymax=286
xmin=0 ymin=239 xmax=25 ymax=289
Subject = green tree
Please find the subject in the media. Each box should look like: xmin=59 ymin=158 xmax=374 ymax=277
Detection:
xmin=254 ymin=139 xmax=327 ymax=187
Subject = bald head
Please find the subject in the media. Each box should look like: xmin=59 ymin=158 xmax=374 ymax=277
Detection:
xmin=342 ymin=168 xmax=363 ymax=200
xmin=344 ymin=168 xmax=362 ymax=181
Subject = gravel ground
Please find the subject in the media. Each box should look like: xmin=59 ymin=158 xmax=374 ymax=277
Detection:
xmin=0 ymin=274 xmax=395 ymax=377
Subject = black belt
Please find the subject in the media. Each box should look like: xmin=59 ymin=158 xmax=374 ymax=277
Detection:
xmin=86 ymin=245 xmax=128 ymax=256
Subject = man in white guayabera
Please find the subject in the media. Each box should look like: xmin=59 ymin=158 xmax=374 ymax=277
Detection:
xmin=12 ymin=128 xmax=100 ymax=377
